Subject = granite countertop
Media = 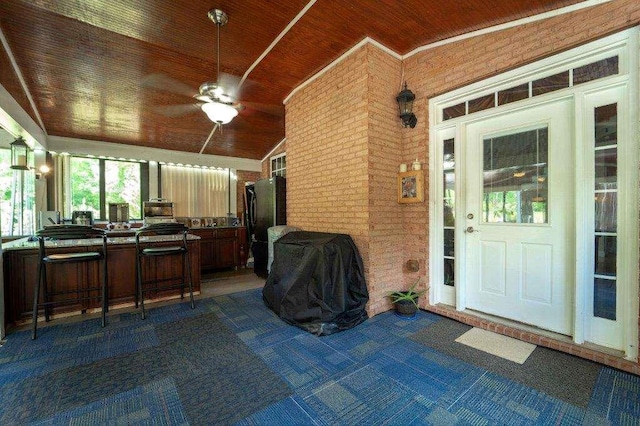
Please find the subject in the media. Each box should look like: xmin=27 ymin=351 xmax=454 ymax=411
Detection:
xmin=187 ymin=225 xmax=244 ymax=230
xmin=2 ymin=234 xmax=201 ymax=252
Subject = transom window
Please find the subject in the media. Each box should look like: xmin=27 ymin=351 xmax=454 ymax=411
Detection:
xmin=443 ymin=56 xmax=619 ymax=121
xmin=270 ymin=153 xmax=286 ymax=177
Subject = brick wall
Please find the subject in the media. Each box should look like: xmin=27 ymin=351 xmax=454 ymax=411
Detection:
xmin=365 ymin=46 xmax=405 ymax=314
xmin=281 ymin=0 xmax=640 ymax=373
xmin=400 ymin=0 xmax=640 ymax=314
xmin=399 ymin=0 xmax=640 ymax=374
xmin=285 ymin=44 xmax=403 ymax=314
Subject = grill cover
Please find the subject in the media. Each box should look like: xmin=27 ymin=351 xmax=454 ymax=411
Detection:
xmin=263 ymin=231 xmax=369 ymax=335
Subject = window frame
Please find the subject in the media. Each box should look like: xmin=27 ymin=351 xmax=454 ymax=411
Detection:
xmin=68 ymin=155 xmax=145 ymax=221
xmin=270 ymin=152 xmax=286 ymax=177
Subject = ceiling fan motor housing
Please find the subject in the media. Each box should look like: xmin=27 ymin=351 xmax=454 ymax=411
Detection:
xmin=208 ymin=9 xmax=228 ymax=26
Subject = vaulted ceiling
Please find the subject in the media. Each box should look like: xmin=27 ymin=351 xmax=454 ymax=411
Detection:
xmin=0 ymin=0 xmax=584 ymax=160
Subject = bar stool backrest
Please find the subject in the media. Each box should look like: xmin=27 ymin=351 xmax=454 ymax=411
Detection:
xmin=37 ymin=224 xmax=106 ymax=241
xmin=135 ymin=222 xmax=189 ymax=238
xmin=37 ymin=224 xmax=107 ymax=257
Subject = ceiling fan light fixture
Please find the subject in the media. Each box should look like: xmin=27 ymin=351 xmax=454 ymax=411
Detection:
xmin=201 ymin=101 xmax=238 ymax=124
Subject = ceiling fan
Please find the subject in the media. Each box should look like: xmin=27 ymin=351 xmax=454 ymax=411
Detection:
xmin=197 ymin=9 xmax=241 ymax=127
xmin=142 ymin=9 xmax=284 ymax=154
xmin=144 ymin=9 xmax=275 ymax=153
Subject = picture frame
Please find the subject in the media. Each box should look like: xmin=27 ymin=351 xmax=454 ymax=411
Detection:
xmin=397 ymin=170 xmax=424 ymax=203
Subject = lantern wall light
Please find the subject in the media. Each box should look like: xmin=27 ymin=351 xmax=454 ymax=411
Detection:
xmin=10 ymin=136 xmax=30 ymax=170
xmin=396 ymin=82 xmax=417 ymax=129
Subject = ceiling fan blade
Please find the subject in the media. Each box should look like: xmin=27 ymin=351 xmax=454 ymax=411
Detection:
xmin=142 ymin=73 xmax=197 ymax=98
xmin=217 ymin=72 xmax=244 ymax=98
xmin=153 ymin=103 xmax=202 ymax=118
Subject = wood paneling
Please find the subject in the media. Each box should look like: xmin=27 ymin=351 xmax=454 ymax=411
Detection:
xmin=2 ymin=240 xmax=201 ymax=325
xmin=0 ymin=0 xmax=582 ymax=159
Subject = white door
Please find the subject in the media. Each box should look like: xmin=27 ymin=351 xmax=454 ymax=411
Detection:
xmin=464 ymin=100 xmax=574 ymax=335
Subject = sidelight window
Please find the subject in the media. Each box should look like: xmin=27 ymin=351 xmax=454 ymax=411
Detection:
xmin=443 ymin=138 xmax=455 ymax=287
xmin=593 ymin=103 xmax=618 ymax=320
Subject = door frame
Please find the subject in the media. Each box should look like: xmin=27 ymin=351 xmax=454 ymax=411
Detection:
xmin=428 ymin=28 xmax=639 ymax=360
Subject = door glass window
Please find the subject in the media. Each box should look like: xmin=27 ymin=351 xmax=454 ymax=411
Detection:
xmin=593 ymin=103 xmax=618 ymax=320
xmin=482 ymin=127 xmax=548 ymax=224
xmin=443 ymin=138 xmax=455 ymax=287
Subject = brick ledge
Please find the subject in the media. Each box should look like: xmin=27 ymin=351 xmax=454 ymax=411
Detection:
xmin=425 ymin=304 xmax=640 ymax=376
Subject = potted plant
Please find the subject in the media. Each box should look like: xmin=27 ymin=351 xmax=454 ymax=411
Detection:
xmin=388 ymin=278 xmax=426 ymax=318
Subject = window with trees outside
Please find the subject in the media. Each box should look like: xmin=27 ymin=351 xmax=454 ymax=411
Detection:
xmin=1 ymin=148 xmax=36 ymax=236
xmin=70 ymin=156 xmax=142 ymax=220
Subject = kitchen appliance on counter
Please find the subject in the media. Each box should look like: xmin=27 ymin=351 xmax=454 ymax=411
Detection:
xmin=38 ymin=211 xmax=60 ymax=229
xmin=108 ymin=203 xmax=129 ymax=223
xmin=143 ymin=199 xmax=175 ymax=225
xmin=72 ymin=210 xmax=94 ymax=225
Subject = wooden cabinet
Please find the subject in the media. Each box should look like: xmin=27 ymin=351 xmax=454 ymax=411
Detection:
xmin=190 ymin=227 xmax=246 ymax=271
xmin=2 ymin=239 xmax=201 ymax=326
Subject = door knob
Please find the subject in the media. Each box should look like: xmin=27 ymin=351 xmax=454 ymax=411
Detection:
xmin=465 ymin=226 xmax=478 ymax=233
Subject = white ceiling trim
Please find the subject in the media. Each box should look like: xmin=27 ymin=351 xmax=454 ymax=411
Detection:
xmin=261 ymin=137 xmax=287 ymax=162
xmin=240 ymin=0 xmax=318 ymax=89
xmin=0 ymin=27 xmax=47 ymax=134
xmin=47 ymin=136 xmax=262 ymax=172
xmin=283 ymin=37 xmax=401 ymax=104
xmin=403 ymin=0 xmax=613 ymax=58
xmin=0 ymin=83 xmax=47 ymax=149
xmin=283 ymin=0 xmax=613 ymax=105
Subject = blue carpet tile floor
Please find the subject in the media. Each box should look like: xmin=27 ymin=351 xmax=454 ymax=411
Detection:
xmin=1 ymin=288 xmax=639 ymax=425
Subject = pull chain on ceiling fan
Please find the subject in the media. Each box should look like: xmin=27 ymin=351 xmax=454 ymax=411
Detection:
xmin=199 ymin=9 xmax=238 ymax=125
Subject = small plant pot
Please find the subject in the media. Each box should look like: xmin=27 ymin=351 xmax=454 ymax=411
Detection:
xmin=394 ymin=299 xmax=418 ymax=317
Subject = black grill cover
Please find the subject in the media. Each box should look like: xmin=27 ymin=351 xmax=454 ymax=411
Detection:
xmin=262 ymin=231 xmax=369 ymax=335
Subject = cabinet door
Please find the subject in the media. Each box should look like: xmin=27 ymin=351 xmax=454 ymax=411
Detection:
xmin=215 ymin=238 xmax=237 ymax=268
xmin=191 ymin=229 xmax=215 ymax=269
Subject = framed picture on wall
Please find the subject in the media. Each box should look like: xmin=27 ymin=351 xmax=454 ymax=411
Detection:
xmin=398 ymin=170 xmax=424 ymax=203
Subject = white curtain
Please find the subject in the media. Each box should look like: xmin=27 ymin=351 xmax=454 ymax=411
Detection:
xmin=161 ymin=165 xmax=229 ymax=217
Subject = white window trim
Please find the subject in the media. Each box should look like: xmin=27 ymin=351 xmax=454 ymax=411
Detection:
xmin=429 ymin=28 xmax=639 ymax=361
xmin=270 ymin=152 xmax=286 ymax=177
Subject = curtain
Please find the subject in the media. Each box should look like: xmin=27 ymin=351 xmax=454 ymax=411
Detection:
xmin=161 ymin=165 xmax=229 ymax=217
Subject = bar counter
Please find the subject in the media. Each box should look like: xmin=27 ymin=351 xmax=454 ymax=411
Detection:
xmin=2 ymin=234 xmax=201 ymax=327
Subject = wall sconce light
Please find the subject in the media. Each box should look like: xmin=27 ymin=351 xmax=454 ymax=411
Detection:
xmin=10 ymin=136 xmax=30 ymax=170
xmin=36 ymin=164 xmax=51 ymax=180
xmin=396 ymin=82 xmax=417 ymax=129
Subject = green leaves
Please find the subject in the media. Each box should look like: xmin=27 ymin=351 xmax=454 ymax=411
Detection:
xmin=387 ymin=278 xmax=426 ymax=307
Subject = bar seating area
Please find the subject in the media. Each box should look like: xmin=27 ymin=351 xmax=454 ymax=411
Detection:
xmin=31 ymin=225 xmax=108 ymax=339
xmin=135 ymin=222 xmax=195 ymax=319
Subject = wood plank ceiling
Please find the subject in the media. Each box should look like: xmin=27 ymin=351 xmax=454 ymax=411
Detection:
xmin=0 ymin=0 xmax=584 ymax=160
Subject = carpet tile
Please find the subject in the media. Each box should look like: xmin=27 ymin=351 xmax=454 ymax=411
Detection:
xmin=235 ymin=395 xmax=319 ymax=425
xmin=255 ymin=333 xmax=356 ymax=397
xmin=33 ymin=377 xmax=189 ymax=426
xmin=2 ymin=287 xmax=640 ymax=425
xmin=449 ymin=372 xmax=584 ymax=425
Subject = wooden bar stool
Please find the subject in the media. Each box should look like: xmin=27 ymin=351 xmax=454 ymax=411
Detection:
xmin=32 ymin=225 xmax=108 ymax=340
xmin=135 ymin=222 xmax=194 ymax=319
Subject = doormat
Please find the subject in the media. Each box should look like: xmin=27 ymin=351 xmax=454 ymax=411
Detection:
xmin=410 ymin=317 xmax=601 ymax=408
xmin=455 ymin=327 xmax=536 ymax=364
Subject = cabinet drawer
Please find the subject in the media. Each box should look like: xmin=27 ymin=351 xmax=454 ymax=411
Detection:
xmin=215 ymin=228 xmax=237 ymax=238
xmin=190 ymin=229 xmax=215 ymax=239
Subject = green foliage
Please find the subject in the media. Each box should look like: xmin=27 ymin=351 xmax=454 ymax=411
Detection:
xmin=387 ymin=278 xmax=426 ymax=307
xmin=70 ymin=157 xmax=100 ymax=213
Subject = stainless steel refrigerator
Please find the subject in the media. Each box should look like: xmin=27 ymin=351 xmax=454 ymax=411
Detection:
xmin=252 ymin=176 xmax=286 ymax=277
